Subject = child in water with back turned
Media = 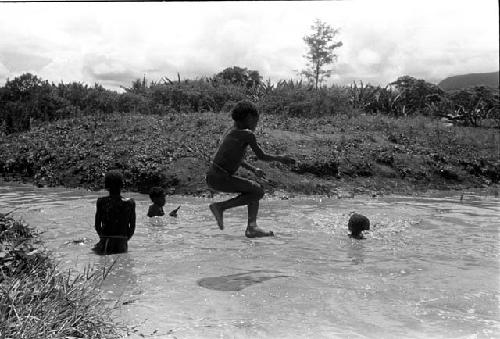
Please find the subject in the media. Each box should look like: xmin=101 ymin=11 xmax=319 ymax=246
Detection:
xmin=206 ymin=100 xmax=295 ymax=238
xmin=147 ymin=187 xmax=166 ymax=217
xmin=348 ymin=212 xmax=370 ymax=239
xmin=93 ymin=171 xmax=136 ymax=254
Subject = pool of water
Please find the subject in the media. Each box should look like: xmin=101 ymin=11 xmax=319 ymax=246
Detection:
xmin=1 ymin=183 xmax=499 ymax=339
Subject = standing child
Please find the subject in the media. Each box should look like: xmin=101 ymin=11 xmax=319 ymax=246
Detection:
xmin=147 ymin=187 xmax=166 ymax=217
xmin=206 ymin=100 xmax=295 ymax=238
xmin=93 ymin=171 xmax=136 ymax=254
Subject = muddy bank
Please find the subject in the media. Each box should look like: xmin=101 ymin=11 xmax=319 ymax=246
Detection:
xmin=0 ymin=113 xmax=498 ymax=196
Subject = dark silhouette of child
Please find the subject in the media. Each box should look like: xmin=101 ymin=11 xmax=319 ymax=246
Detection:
xmin=348 ymin=213 xmax=370 ymax=239
xmin=147 ymin=187 xmax=166 ymax=217
xmin=93 ymin=171 xmax=136 ymax=255
xmin=206 ymin=100 xmax=295 ymax=238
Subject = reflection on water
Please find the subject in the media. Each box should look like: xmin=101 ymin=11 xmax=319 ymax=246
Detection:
xmin=0 ymin=183 xmax=499 ymax=339
xmin=197 ymin=270 xmax=289 ymax=291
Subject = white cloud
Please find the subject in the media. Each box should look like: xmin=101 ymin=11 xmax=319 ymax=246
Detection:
xmin=0 ymin=0 xmax=497 ymax=90
xmin=0 ymin=61 xmax=9 ymax=79
xmin=358 ymin=49 xmax=382 ymax=66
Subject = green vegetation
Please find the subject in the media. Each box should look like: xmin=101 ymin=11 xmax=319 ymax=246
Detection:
xmin=0 ymin=58 xmax=498 ymax=196
xmin=0 ymin=111 xmax=498 ymax=196
xmin=301 ymin=19 xmax=343 ymax=89
xmin=1 ymin=69 xmax=499 ymax=136
xmin=1 ymin=17 xmax=496 ymax=337
xmin=0 ymin=213 xmax=121 ymax=338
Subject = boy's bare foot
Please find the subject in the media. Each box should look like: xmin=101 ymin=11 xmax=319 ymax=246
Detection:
xmin=245 ymin=226 xmax=274 ymax=238
xmin=209 ymin=203 xmax=224 ymax=230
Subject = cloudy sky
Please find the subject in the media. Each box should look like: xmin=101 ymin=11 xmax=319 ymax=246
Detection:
xmin=0 ymin=0 xmax=498 ymax=91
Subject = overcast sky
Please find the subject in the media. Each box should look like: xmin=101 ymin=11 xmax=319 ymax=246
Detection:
xmin=0 ymin=0 xmax=498 ymax=91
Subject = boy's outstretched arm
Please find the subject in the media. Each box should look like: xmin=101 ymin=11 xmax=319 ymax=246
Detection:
xmin=248 ymin=134 xmax=295 ymax=165
xmin=241 ymin=160 xmax=265 ymax=177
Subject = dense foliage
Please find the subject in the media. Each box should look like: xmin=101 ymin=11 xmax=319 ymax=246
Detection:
xmin=1 ymin=70 xmax=498 ymax=135
xmin=0 ymin=112 xmax=498 ymax=196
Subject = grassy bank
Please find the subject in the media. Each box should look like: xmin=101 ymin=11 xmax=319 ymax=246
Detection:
xmin=0 ymin=213 xmax=121 ymax=338
xmin=0 ymin=111 xmax=499 ymax=196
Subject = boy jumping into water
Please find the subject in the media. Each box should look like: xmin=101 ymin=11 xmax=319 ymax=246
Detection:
xmin=206 ymin=100 xmax=295 ymax=238
xmin=93 ymin=171 xmax=136 ymax=254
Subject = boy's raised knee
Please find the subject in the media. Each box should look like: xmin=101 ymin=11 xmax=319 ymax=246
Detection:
xmin=254 ymin=186 xmax=264 ymax=199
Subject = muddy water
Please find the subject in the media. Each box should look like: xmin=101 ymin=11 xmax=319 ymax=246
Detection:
xmin=1 ymin=184 xmax=498 ymax=339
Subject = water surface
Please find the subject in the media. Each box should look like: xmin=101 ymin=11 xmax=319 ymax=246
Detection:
xmin=1 ymin=184 xmax=498 ymax=339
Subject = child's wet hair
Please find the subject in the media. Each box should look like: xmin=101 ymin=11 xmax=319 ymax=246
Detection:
xmin=149 ymin=186 xmax=165 ymax=199
xmin=348 ymin=213 xmax=370 ymax=236
xmin=231 ymin=100 xmax=259 ymax=121
xmin=104 ymin=171 xmax=123 ymax=192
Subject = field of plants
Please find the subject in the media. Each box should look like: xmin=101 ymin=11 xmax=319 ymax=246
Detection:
xmin=0 ymin=69 xmax=498 ymax=196
xmin=1 ymin=69 xmax=499 ymax=135
xmin=0 ymin=110 xmax=498 ymax=196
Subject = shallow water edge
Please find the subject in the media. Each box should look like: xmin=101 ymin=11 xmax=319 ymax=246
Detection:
xmin=1 ymin=182 xmax=499 ymax=339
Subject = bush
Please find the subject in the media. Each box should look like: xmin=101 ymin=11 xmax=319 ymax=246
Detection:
xmin=1 ymin=72 xmax=498 ymax=135
xmin=0 ymin=214 xmax=122 ymax=338
xmin=258 ymin=81 xmax=351 ymax=117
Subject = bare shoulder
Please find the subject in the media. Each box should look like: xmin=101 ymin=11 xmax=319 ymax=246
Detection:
xmin=121 ymin=197 xmax=136 ymax=207
xmin=233 ymin=128 xmax=256 ymax=140
xmin=96 ymin=196 xmax=107 ymax=206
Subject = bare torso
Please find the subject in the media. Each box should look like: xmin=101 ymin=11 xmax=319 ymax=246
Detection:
xmin=211 ymin=128 xmax=261 ymax=175
xmin=95 ymin=196 xmax=136 ymax=238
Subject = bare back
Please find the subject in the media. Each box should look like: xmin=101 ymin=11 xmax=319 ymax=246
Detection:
xmin=95 ymin=196 xmax=136 ymax=239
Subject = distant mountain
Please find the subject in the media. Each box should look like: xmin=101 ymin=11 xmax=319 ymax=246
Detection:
xmin=438 ymin=71 xmax=499 ymax=91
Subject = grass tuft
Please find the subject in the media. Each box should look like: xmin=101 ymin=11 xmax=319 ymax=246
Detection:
xmin=0 ymin=214 xmax=122 ymax=339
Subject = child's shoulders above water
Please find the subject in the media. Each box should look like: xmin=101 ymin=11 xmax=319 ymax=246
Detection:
xmin=147 ymin=204 xmax=164 ymax=217
xmin=97 ymin=196 xmax=135 ymax=205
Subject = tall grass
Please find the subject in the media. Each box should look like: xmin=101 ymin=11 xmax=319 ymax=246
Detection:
xmin=0 ymin=214 xmax=122 ymax=339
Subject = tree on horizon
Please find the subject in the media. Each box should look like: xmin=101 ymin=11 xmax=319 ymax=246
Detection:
xmin=301 ymin=19 xmax=343 ymax=89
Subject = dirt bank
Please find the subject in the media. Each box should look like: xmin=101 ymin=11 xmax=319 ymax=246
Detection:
xmin=0 ymin=112 xmax=498 ymax=197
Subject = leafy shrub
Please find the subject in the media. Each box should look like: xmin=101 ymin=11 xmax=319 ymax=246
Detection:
xmin=1 ymin=72 xmax=498 ymax=135
xmin=449 ymin=86 xmax=499 ymax=127
xmin=292 ymin=160 xmax=339 ymax=177
xmin=258 ymin=80 xmax=351 ymax=117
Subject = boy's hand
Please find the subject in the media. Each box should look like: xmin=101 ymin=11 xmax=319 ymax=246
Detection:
xmin=280 ymin=156 xmax=296 ymax=165
xmin=255 ymin=168 xmax=265 ymax=177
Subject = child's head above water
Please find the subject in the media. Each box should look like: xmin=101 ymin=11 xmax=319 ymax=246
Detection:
xmin=231 ymin=100 xmax=259 ymax=130
xmin=348 ymin=213 xmax=370 ymax=239
xmin=149 ymin=186 xmax=166 ymax=207
xmin=104 ymin=171 xmax=124 ymax=195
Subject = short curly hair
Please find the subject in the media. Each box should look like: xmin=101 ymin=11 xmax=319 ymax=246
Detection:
xmin=231 ymin=100 xmax=259 ymax=122
xmin=348 ymin=213 xmax=370 ymax=235
xmin=104 ymin=170 xmax=123 ymax=192
xmin=149 ymin=186 xmax=165 ymax=199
